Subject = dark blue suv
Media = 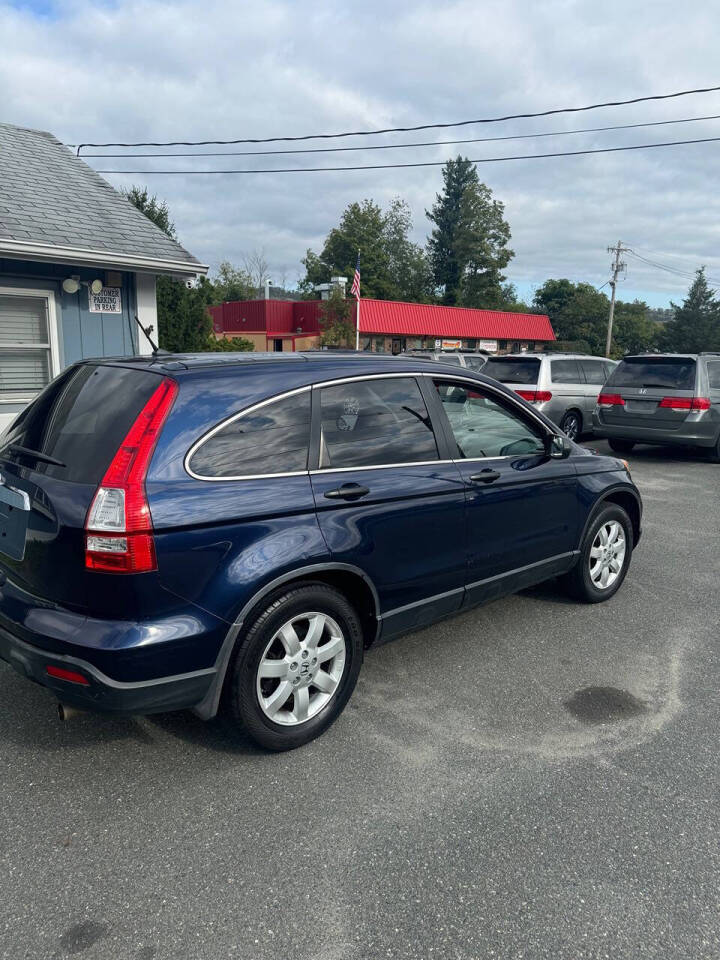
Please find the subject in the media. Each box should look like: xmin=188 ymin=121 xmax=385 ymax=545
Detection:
xmin=0 ymin=352 xmax=642 ymax=750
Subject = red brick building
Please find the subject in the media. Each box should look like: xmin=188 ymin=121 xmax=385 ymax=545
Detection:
xmin=208 ymin=298 xmax=555 ymax=354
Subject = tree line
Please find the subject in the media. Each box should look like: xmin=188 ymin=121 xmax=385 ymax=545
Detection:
xmin=126 ymin=161 xmax=720 ymax=356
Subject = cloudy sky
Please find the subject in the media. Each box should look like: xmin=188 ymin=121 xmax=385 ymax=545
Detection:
xmin=3 ymin=0 xmax=720 ymax=306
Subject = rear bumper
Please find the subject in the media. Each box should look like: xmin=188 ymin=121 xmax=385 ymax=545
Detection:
xmin=592 ymin=415 xmax=718 ymax=448
xmin=0 ymin=622 xmax=215 ymax=715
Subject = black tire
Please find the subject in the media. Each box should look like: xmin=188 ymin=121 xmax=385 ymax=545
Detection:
xmin=561 ymin=503 xmax=633 ymax=603
xmin=560 ymin=410 xmax=582 ymax=442
xmin=227 ymin=583 xmax=363 ymax=751
xmin=608 ymin=439 xmax=635 ymax=454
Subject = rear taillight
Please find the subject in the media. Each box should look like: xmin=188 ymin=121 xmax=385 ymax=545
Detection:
xmin=658 ymin=396 xmax=711 ymax=411
xmin=517 ymin=390 xmax=552 ymax=403
xmin=597 ymin=393 xmax=625 ymax=407
xmin=85 ymin=377 xmax=177 ymax=573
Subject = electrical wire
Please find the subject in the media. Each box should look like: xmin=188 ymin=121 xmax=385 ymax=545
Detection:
xmin=626 ymin=249 xmax=720 ymax=287
xmin=93 ymin=133 xmax=720 ymax=174
xmin=73 ymin=83 xmax=720 ymax=151
xmin=77 ymin=113 xmax=720 ymax=158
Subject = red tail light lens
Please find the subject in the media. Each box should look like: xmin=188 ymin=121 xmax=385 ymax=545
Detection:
xmin=597 ymin=393 xmax=625 ymax=407
xmin=85 ymin=377 xmax=177 ymax=573
xmin=658 ymin=396 xmax=711 ymax=411
xmin=517 ymin=390 xmax=552 ymax=403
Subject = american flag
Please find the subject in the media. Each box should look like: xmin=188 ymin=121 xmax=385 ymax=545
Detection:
xmin=350 ymin=253 xmax=361 ymax=300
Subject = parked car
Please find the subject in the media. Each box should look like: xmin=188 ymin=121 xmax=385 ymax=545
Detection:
xmin=592 ymin=352 xmax=720 ymax=460
xmin=401 ymin=349 xmax=489 ymax=371
xmin=0 ymin=353 xmax=641 ymax=750
xmin=483 ymin=352 xmax=617 ymax=440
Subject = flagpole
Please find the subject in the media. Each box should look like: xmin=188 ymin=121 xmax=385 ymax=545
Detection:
xmin=355 ymin=296 xmax=360 ymax=351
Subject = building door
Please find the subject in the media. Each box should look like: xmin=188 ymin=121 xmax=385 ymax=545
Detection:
xmin=0 ymin=288 xmax=60 ymax=433
xmin=273 ymin=338 xmax=283 ymax=352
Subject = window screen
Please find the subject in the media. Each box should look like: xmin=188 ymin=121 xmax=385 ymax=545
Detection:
xmin=319 ymin=378 xmax=438 ymax=468
xmin=707 ymin=362 xmax=720 ymax=390
xmin=606 ymin=358 xmax=697 ymax=390
xmin=0 ymin=294 xmax=52 ymax=397
xmin=190 ymin=391 xmax=311 ymax=478
xmin=550 ymin=359 xmax=582 ymax=384
xmin=483 ymin=357 xmax=540 ymax=384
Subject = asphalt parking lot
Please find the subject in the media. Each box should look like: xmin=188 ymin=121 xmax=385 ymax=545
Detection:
xmin=1 ymin=440 xmax=718 ymax=960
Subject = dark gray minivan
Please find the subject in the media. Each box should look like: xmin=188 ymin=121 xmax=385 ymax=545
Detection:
xmin=592 ymin=353 xmax=720 ymax=461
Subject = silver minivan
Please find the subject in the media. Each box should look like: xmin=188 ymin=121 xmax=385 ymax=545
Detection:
xmin=483 ymin=353 xmax=617 ymax=440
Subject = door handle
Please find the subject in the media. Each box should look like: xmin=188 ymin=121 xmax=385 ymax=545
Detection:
xmin=468 ymin=469 xmax=501 ymax=484
xmin=323 ymin=483 xmax=370 ymax=501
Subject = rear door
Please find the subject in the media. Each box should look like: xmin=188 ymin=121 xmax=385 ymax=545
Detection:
xmin=600 ymin=357 xmax=698 ymax=431
xmin=309 ymin=375 xmax=466 ymax=637
xmin=578 ymin=358 xmax=609 ymax=423
xmin=549 ymin=358 xmax=585 ymax=419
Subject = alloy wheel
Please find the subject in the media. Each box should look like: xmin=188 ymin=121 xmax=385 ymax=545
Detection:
xmin=562 ymin=413 xmax=580 ymax=441
xmin=255 ymin=612 xmax=347 ymax=726
xmin=589 ymin=521 xmax=626 ymax=590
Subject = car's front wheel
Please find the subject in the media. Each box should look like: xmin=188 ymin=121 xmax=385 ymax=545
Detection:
xmin=562 ymin=503 xmax=633 ymax=603
xmin=228 ymin=583 xmax=364 ymax=750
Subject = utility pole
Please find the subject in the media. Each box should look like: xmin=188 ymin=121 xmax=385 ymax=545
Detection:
xmin=605 ymin=241 xmax=629 ymax=357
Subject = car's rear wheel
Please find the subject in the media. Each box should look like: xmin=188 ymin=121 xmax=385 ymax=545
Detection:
xmin=560 ymin=410 xmax=582 ymax=441
xmin=705 ymin=432 xmax=720 ymax=463
xmin=608 ymin=439 xmax=635 ymax=454
xmin=228 ymin=583 xmax=363 ymax=751
xmin=561 ymin=503 xmax=633 ymax=603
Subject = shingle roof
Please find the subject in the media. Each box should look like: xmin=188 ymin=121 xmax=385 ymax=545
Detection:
xmin=0 ymin=122 xmax=206 ymax=273
xmin=357 ymin=298 xmax=556 ymax=341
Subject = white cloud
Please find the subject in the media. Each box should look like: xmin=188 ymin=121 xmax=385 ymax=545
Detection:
xmin=2 ymin=0 xmax=720 ymax=304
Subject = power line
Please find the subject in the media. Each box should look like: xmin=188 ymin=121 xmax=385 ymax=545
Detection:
xmin=93 ymin=133 xmax=720 ymax=174
xmin=78 ymin=113 xmax=720 ymax=158
xmin=73 ymin=83 xmax=720 ymax=152
xmin=626 ymin=249 xmax=720 ymax=286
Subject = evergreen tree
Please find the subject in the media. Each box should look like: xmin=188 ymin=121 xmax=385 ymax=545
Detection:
xmin=662 ymin=268 xmax=720 ymax=352
xmin=426 ymin=157 xmax=513 ymax=307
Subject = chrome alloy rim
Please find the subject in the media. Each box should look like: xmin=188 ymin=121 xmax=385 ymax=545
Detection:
xmin=256 ymin=612 xmax=346 ymax=726
xmin=589 ymin=521 xmax=626 ymax=589
xmin=563 ymin=414 xmax=580 ymax=440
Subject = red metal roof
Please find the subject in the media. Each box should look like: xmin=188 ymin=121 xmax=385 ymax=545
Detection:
xmin=209 ymin=297 xmax=554 ymax=342
xmin=358 ymin=298 xmax=555 ymax=341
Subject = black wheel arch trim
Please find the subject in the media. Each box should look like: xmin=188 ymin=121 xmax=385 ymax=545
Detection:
xmin=579 ymin=484 xmax=643 ymax=550
xmin=193 ymin=562 xmax=382 ymax=721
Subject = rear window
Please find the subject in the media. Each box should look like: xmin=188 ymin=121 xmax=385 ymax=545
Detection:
xmin=484 ymin=357 xmax=541 ymax=384
xmin=0 ymin=364 xmax=162 ymax=483
xmin=606 ymin=358 xmax=697 ymax=390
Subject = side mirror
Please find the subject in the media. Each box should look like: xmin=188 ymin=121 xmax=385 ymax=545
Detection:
xmin=549 ymin=434 xmax=572 ymax=459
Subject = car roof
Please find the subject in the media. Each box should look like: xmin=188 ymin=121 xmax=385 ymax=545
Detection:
xmin=620 ymin=352 xmax=704 ymax=361
xmin=486 ymin=352 xmax=610 ymax=360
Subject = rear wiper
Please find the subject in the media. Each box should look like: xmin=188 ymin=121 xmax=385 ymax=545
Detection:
xmin=2 ymin=444 xmax=66 ymax=468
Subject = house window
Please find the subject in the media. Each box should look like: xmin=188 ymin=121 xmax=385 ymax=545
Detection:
xmin=0 ymin=290 xmax=59 ymax=403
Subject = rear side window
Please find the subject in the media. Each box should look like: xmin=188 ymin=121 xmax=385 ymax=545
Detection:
xmin=550 ymin=359 xmax=582 ymax=383
xmin=607 ymin=358 xmax=697 ymax=390
xmin=579 ymin=359 xmax=607 ymax=385
xmin=484 ymin=357 xmax=541 ymax=384
xmin=319 ymin=377 xmax=438 ymax=468
xmin=189 ymin=391 xmax=311 ymax=478
xmin=0 ymin=364 xmax=161 ymax=483
xmin=463 ymin=355 xmax=487 ymax=371
xmin=706 ymin=361 xmax=720 ymax=390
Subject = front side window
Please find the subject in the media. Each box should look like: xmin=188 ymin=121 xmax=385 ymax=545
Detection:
xmin=189 ymin=391 xmax=311 ymax=478
xmin=435 ymin=381 xmax=546 ymax=459
xmin=319 ymin=378 xmax=438 ymax=468
xmin=579 ymin=359 xmax=607 ymax=385
xmin=0 ymin=293 xmax=55 ymax=400
xmin=550 ymin=359 xmax=582 ymax=384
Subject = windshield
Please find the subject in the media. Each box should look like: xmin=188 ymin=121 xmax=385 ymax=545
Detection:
xmin=606 ymin=358 xmax=697 ymax=390
xmin=483 ymin=357 xmax=541 ymax=384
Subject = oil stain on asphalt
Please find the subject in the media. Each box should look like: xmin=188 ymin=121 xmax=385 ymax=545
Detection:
xmin=564 ymin=686 xmax=649 ymax=725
